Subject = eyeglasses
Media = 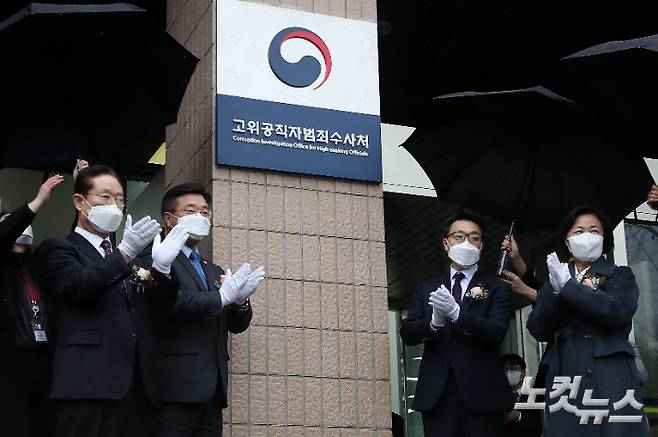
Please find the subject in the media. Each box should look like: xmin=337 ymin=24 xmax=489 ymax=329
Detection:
xmin=175 ymin=208 xmax=212 ymax=219
xmin=86 ymin=192 xmax=125 ymax=208
xmin=447 ymin=231 xmax=482 ymax=244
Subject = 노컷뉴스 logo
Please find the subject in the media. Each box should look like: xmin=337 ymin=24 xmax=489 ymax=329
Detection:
xmin=268 ymin=27 xmax=332 ymax=89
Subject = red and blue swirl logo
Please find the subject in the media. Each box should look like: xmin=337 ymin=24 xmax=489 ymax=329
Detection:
xmin=268 ymin=27 xmax=332 ymax=89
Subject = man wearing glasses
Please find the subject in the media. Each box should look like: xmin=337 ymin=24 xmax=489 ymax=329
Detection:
xmin=400 ymin=211 xmax=514 ymax=437
xmin=151 ymin=183 xmax=265 ymax=437
xmin=37 ymin=165 xmax=190 ymax=437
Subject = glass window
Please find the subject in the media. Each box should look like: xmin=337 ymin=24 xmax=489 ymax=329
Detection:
xmin=402 ymin=341 xmax=425 ymax=436
xmin=624 ymin=221 xmax=658 ymax=406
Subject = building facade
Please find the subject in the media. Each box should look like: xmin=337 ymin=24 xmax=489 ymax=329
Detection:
xmin=1 ymin=2 xmax=655 ymax=436
xmin=165 ymin=0 xmax=392 ymax=435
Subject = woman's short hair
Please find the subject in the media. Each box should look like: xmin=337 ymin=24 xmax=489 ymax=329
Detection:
xmin=559 ymin=205 xmax=614 ymax=256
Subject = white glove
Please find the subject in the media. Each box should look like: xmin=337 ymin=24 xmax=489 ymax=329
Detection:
xmin=547 ymin=252 xmax=571 ymax=291
xmin=429 ymin=285 xmax=460 ymax=324
xmin=151 ymin=224 xmax=189 ymax=275
xmin=117 ymin=215 xmax=161 ymax=260
xmin=219 ymin=263 xmax=251 ymax=307
xmin=236 ymin=266 xmax=265 ymax=304
xmin=429 ymin=291 xmax=447 ymax=327
xmin=549 ymin=272 xmax=561 ymax=294
xmin=439 ymin=284 xmax=461 ymax=322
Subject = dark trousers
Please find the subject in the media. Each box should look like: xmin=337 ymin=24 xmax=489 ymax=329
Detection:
xmin=17 ymin=347 xmax=55 ymax=437
xmin=155 ymin=397 xmax=223 ymax=437
xmin=422 ymin=372 xmax=504 ymax=437
xmin=0 ymin=345 xmax=54 ymax=437
xmin=54 ymin=367 xmax=155 ymax=437
xmin=0 ymin=342 xmax=30 ymax=437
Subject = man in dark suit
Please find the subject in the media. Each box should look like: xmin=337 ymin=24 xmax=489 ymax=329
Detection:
xmin=0 ymin=174 xmax=63 ymax=437
xmin=37 ymin=165 xmax=190 ymax=437
xmin=400 ymin=211 xmax=514 ymax=437
xmin=502 ymin=354 xmax=542 ymax=437
xmin=151 ymin=183 xmax=264 ymax=437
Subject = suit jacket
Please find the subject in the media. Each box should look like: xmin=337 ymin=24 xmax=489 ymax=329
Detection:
xmin=36 ymin=232 xmax=178 ymax=406
xmin=2 ymin=253 xmax=48 ymax=348
xmin=0 ymin=204 xmax=36 ymax=437
xmin=0 ymin=205 xmax=36 ymax=337
xmin=400 ymin=267 xmax=515 ymax=413
xmin=504 ymin=393 xmax=542 ymax=437
xmin=527 ymin=257 xmax=648 ymax=437
xmin=140 ymin=250 xmax=252 ymax=406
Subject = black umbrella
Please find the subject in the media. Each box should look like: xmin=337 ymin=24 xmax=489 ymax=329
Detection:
xmin=0 ymin=3 xmax=198 ymax=173
xmin=561 ymin=34 xmax=658 ymax=159
xmin=401 ymin=86 xmax=654 ymax=234
xmin=378 ymin=1 xmax=658 ymax=126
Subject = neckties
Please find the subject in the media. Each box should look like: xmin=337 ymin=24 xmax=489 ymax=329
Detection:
xmin=189 ymin=251 xmax=208 ymax=290
xmin=452 ymin=272 xmax=464 ymax=304
xmin=100 ymin=240 xmax=112 ymax=257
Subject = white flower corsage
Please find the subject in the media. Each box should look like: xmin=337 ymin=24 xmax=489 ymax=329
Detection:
xmin=134 ymin=267 xmax=152 ymax=282
xmin=581 ymin=274 xmax=606 ymax=292
xmin=129 ymin=266 xmax=155 ymax=294
xmin=465 ymin=284 xmax=488 ymax=300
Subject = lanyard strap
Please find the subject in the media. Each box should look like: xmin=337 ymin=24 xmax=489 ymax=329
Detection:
xmin=22 ymin=273 xmax=40 ymax=304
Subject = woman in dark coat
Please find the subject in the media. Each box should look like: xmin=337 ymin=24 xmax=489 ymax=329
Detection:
xmin=0 ymin=174 xmax=63 ymax=437
xmin=527 ymin=206 xmax=649 ymax=437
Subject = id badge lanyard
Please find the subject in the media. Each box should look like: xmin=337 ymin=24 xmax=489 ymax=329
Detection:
xmin=22 ymin=273 xmax=47 ymax=343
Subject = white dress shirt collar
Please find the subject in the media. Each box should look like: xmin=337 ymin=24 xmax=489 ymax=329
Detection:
xmin=180 ymin=245 xmax=195 ymax=259
xmin=574 ymin=265 xmax=591 ymax=283
xmin=450 ymin=263 xmax=478 ymax=283
xmin=74 ymin=227 xmax=111 ymax=257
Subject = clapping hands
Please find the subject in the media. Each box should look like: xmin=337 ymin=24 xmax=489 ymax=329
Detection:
xmin=117 ymin=215 xmax=161 ymax=260
xmin=429 ymin=285 xmax=460 ymax=326
xmin=151 ymin=224 xmax=189 ymax=274
xmin=219 ymin=263 xmax=266 ymax=307
xmin=546 ymin=252 xmax=571 ymax=293
xmin=238 ymin=266 xmax=265 ymax=304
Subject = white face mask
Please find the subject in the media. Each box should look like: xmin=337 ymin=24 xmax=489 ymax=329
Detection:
xmin=567 ymin=232 xmax=603 ymax=262
xmin=174 ymin=213 xmax=210 ymax=241
xmin=82 ymin=198 xmax=124 ymax=234
xmin=15 ymin=225 xmax=33 ymax=246
xmin=447 ymin=240 xmax=481 ymax=268
xmin=506 ymin=370 xmax=523 ymax=386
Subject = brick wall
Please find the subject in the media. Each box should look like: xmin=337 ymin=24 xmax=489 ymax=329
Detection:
xmin=166 ymin=1 xmax=390 ymax=435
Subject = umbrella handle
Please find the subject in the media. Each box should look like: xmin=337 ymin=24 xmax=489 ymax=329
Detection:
xmin=496 ymin=220 xmax=516 ymax=277
xmin=507 ymin=220 xmax=515 ymax=236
